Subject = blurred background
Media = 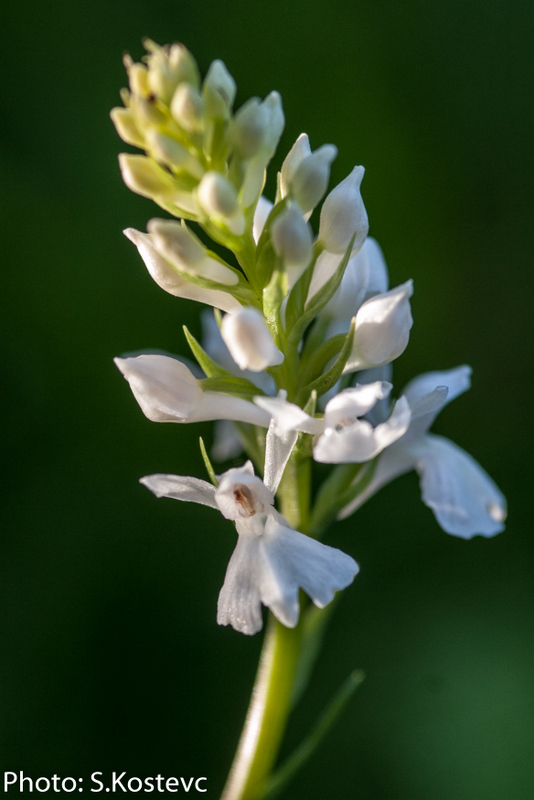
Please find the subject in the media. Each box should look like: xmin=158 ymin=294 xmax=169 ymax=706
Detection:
xmin=2 ymin=0 xmax=533 ymax=797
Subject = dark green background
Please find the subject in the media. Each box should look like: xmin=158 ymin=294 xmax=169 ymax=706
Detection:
xmin=2 ymin=1 xmax=533 ymax=797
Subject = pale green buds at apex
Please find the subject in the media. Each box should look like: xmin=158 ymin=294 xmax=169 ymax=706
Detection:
xmin=197 ymin=172 xmax=245 ymax=236
xmin=144 ymin=39 xmax=200 ymax=104
xmin=203 ymin=59 xmax=236 ymax=119
xmin=119 ymin=153 xmax=176 ymax=200
xmin=110 ymin=107 xmax=145 ymax=149
xmin=147 ymin=218 xmax=238 ymax=286
xmin=123 ymin=227 xmax=241 ymax=313
xmin=221 ymin=308 xmax=284 ymax=372
xmin=170 ymin=83 xmax=204 ymax=132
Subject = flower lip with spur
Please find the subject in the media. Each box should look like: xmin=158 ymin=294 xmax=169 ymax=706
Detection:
xmin=255 ymin=382 xmax=411 ymax=464
xmin=338 ymin=366 xmax=507 ymax=538
xmin=140 ymin=457 xmax=358 ymax=635
xmin=114 ymin=353 xmax=270 ymax=426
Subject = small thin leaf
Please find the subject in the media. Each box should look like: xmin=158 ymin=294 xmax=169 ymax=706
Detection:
xmin=297 ymin=318 xmax=356 ymax=403
xmin=199 ymin=437 xmax=218 ymax=486
xmin=287 ymin=233 xmax=355 ymax=349
xmin=290 ymin=600 xmax=337 ymax=709
xmin=261 ymin=671 xmax=364 ymax=800
xmin=183 ymin=326 xmax=233 ymax=379
xmin=200 ymin=376 xmax=264 ymax=398
xmin=284 ymin=243 xmax=322 ymax=333
xmin=299 ymin=333 xmax=347 ymax=387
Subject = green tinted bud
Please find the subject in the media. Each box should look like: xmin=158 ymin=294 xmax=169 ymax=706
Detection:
xmin=119 ymin=153 xmax=176 ymax=200
xmin=170 ymin=83 xmax=204 ymax=132
xmin=232 ymin=98 xmax=269 ymax=159
xmin=202 ymin=60 xmax=236 ymax=119
xmin=197 ymin=172 xmax=245 ymax=235
xmin=123 ymin=55 xmax=150 ymax=97
xmin=144 ymin=39 xmax=201 ymax=104
xmin=110 ymin=107 xmax=145 ymax=148
xmin=146 ymin=130 xmax=204 ymax=179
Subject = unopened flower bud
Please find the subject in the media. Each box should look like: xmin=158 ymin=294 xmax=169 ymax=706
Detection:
xmin=280 ymin=134 xmax=311 ymax=198
xmin=232 ymin=98 xmax=270 ymax=159
xmin=221 ymin=308 xmax=284 ymax=372
xmin=197 ymin=172 xmax=245 ymax=235
xmin=124 ymin=56 xmax=149 ymax=97
xmin=271 ymin=205 xmax=313 ymax=278
xmin=202 ymin=60 xmax=236 ymax=119
xmin=145 ymin=130 xmax=204 ymax=179
xmin=291 ymin=144 xmax=338 ymax=214
xmin=345 ymin=281 xmax=414 ymax=372
xmin=110 ymin=107 xmax=145 ymax=148
xmin=170 ymin=83 xmax=205 ymax=132
xmin=239 ymin=92 xmax=285 ymax=208
xmin=147 ymin=218 xmax=238 ymax=286
xmin=261 ymin=91 xmax=285 ymax=153
xmin=145 ymin=40 xmax=200 ymax=104
xmin=124 ymin=228 xmax=241 ymax=312
xmin=319 ymin=166 xmax=369 ymax=254
xmin=118 ymin=153 xmax=176 ymax=200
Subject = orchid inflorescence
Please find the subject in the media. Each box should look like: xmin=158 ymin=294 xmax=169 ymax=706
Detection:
xmin=112 ymin=39 xmax=506 ymax=640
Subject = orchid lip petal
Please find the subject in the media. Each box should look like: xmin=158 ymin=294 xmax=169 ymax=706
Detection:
xmin=140 ymin=474 xmax=217 ymax=507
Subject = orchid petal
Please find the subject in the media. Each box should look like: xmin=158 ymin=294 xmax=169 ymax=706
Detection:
xmin=140 ymin=473 xmax=217 ymax=507
xmin=252 ymin=196 xmax=273 ymax=243
xmin=403 ymin=365 xmax=471 ymax=408
xmin=414 ymin=434 xmax=507 ymax=538
xmin=254 ymin=393 xmax=323 ymax=436
xmin=215 ymin=463 xmax=275 ymax=520
xmin=264 ymin=420 xmax=298 ymax=495
xmin=217 ymin=515 xmax=358 ymax=635
xmin=323 ymin=382 xmax=392 ymax=428
xmin=314 ymin=396 xmax=410 ymax=464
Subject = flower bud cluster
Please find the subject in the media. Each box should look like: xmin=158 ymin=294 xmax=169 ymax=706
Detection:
xmin=111 ymin=39 xmax=285 ymax=233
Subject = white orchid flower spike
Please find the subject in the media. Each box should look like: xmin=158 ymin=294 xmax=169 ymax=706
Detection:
xmin=141 ymin=455 xmax=358 ymax=636
xmin=339 ymin=366 xmax=507 ymax=538
xmin=255 ymin=382 xmax=411 ymax=464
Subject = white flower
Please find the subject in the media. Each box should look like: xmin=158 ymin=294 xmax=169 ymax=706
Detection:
xmin=114 ymin=353 xmax=270 ymax=426
xmin=220 ymin=307 xmax=284 ymax=372
xmin=201 ymin=310 xmax=275 ymax=395
xmin=338 ymin=366 xmax=507 ymax=538
xmin=140 ymin=459 xmax=358 ymax=635
xmin=124 ymin=228 xmax=241 ymax=313
xmin=318 ymin=166 xmax=369 ymax=255
xmin=255 ymin=382 xmax=411 ymax=464
xmin=344 ymin=280 xmax=414 ymax=372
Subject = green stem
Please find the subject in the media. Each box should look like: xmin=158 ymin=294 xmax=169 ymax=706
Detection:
xmin=220 ymin=455 xmax=310 ymax=800
xmin=220 ymin=615 xmax=304 ymax=800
